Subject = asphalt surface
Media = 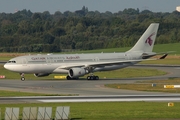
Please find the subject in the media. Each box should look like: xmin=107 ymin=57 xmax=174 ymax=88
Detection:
xmin=0 ymin=61 xmax=6 ymax=64
xmin=1 ymin=95 xmax=180 ymax=103
xmin=0 ymin=64 xmax=180 ymax=103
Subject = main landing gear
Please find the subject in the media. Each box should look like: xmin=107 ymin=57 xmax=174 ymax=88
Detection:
xmin=20 ymin=73 xmax=25 ymax=81
xmin=86 ymin=67 xmax=99 ymax=80
xmin=66 ymin=75 xmax=99 ymax=80
xmin=87 ymin=76 xmax=99 ymax=80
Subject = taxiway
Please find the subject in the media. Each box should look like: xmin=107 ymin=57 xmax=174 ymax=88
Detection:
xmin=0 ymin=65 xmax=180 ymax=103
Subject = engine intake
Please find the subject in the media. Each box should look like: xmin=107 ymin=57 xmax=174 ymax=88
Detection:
xmin=69 ymin=68 xmax=86 ymax=78
xmin=34 ymin=73 xmax=50 ymax=77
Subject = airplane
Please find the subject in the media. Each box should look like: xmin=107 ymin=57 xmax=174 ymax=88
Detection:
xmin=4 ymin=23 xmax=167 ymax=81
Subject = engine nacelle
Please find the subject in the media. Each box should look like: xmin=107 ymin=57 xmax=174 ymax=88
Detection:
xmin=34 ymin=73 xmax=50 ymax=77
xmin=69 ymin=68 xmax=86 ymax=78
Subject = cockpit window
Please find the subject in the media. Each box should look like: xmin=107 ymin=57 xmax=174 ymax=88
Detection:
xmin=8 ymin=61 xmax=16 ymax=63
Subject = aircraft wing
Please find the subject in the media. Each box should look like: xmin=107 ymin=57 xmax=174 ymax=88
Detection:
xmin=59 ymin=59 xmax=155 ymax=69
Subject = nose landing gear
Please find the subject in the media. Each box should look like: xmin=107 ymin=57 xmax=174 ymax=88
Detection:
xmin=20 ymin=73 xmax=25 ymax=81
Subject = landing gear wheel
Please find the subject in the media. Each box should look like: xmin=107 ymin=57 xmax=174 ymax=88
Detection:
xmin=90 ymin=76 xmax=94 ymax=80
xmin=66 ymin=75 xmax=72 ymax=80
xmin=20 ymin=73 xmax=25 ymax=81
xmin=87 ymin=76 xmax=91 ymax=80
xmin=21 ymin=77 xmax=25 ymax=81
xmin=87 ymin=76 xmax=99 ymax=80
xmin=95 ymin=76 xmax=99 ymax=80
xmin=66 ymin=76 xmax=79 ymax=80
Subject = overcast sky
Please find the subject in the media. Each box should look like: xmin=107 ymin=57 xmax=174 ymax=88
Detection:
xmin=0 ymin=0 xmax=180 ymax=14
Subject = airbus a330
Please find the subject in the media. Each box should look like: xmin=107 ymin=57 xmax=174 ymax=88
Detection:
xmin=4 ymin=23 xmax=167 ymax=80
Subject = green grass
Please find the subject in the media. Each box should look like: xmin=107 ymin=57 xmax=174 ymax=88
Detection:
xmin=0 ymin=102 xmax=180 ymax=120
xmin=0 ymin=90 xmax=49 ymax=97
xmin=65 ymin=43 xmax=180 ymax=54
xmin=1 ymin=43 xmax=180 ymax=58
xmin=0 ymin=90 xmax=76 ymax=97
xmin=140 ymin=58 xmax=180 ymax=65
xmin=105 ymin=78 xmax=180 ymax=93
xmin=68 ymin=43 xmax=180 ymax=54
xmin=94 ymin=68 xmax=166 ymax=79
xmin=153 ymin=43 xmax=180 ymax=53
xmin=0 ymin=57 xmax=11 ymax=61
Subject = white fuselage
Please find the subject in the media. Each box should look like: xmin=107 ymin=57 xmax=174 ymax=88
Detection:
xmin=4 ymin=52 xmax=142 ymax=74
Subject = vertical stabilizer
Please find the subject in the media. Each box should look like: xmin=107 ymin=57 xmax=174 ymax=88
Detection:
xmin=127 ymin=23 xmax=159 ymax=53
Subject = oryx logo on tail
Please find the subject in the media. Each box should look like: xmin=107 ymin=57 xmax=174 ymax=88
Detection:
xmin=145 ymin=33 xmax=155 ymax=46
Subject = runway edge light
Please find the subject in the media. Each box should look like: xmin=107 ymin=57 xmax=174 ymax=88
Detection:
xmin=54 ymin=76 xmax=66 ymax=79
xmin=164 ymin=85 xmax=174 ymax=88
xmin=168 ymin=102 xmax=174 ymax=107
xmin=164 ymin=85 xmax=180 ymax=88
xmin=0 ymin=75 xmax=5 ymax=79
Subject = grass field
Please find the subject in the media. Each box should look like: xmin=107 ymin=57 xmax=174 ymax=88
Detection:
xmin=105 ymin=78 xmax=180 ymax=93
xmin=64 ymin=43 xmax=180 ymax=54
xmin=0 ymin=43 xmax=180 ymax=58
xmin=0 ymin=90 xmax=48 ymax=97
xmin=0 ymin=102 xmax=180 ymax=120
xmin=0 ymin=90 xmax=75 ymax=97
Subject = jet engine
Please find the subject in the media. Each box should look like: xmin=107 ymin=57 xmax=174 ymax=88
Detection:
xmin=34 ymin=73 xmax=50 ymax=77
xmin=69 ymin=68 xmax=86 ymax=78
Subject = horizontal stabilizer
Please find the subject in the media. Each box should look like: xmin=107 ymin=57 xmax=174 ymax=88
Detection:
xmin=142 ymin=51 xmax=175 ymax=59
xmin=159 ymin=54 xmax=168 ymax=59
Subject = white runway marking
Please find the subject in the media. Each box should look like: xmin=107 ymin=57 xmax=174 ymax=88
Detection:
xmin=38 ymin=97 xmax=180 ymax=103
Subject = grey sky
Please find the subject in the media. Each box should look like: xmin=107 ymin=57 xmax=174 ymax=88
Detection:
xmin=0 ymin=0 xmax=179 ymax=14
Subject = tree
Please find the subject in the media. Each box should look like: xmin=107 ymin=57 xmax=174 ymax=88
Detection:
xmin=42 ymin=32 xmax=55 ymax=44
xmin=1 ymin=8 xmax=180 ymax=52
xmin=42 ymin=11 xmax=51 ymax=20
xmin=51 ymin=27 xmax=66 ymax=36
xmin=17 ymin=20 xmax=30 ymax=34
xmin=31 ymin=13 xmax=41 ymax=20
xmin=123 ymin=8 xmax=139 ymax=15
xmin=76 ymin=23 xmax=85 ymax=32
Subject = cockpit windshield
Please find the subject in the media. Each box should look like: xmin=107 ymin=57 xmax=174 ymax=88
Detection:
xmin=8 ymin=61 xmax=16 ymax=63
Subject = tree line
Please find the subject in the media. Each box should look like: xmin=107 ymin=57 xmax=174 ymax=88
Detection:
xmin=0 ymin=6 xmax=180 ymax=53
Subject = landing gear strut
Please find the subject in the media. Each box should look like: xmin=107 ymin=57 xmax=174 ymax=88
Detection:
xmin=20 ymin=73 xmax=25 ymax=81
xmin=86 ymin=67 xmax=99 ymax=80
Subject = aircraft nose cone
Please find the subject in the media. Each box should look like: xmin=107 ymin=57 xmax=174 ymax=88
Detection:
xmin=4 ymin=63 xmax=21 ymax=73
xmin=4 ymin=63 xmax=10 ymax=70
xmin=4 ymin=64 xmax=8 ymax=69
